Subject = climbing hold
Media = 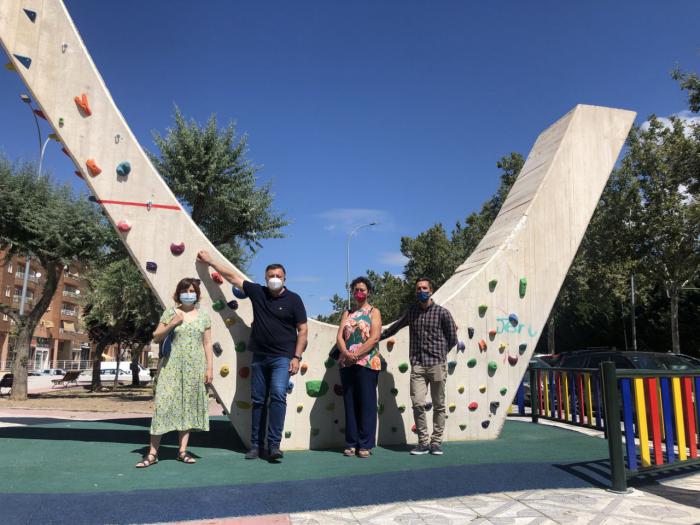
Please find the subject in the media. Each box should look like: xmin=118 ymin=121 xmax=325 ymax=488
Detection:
xmin=459 ymin=424 xmax=467 ymax=430
xmin=224 ymin=317 xmax=236 ymax=327
xmin=447 ymin=361 xmax=457 ymax=374
xmin=311 ymin=428 xmax=320 ymax=436
xmin=424 ymin=402 xmax=432 ymax=411
xmin=324 ymin=357 xmax=335 ymax=368
xmin=238 ymin=367 xmax=250 ymax=379
xmin=390 ymin=388 xmax=398 ymax=396
xmin=386 ymin=338 xmax=396 ymax=350
xmin=58 ymin=117 xmax=64 ymax=127
xmin=287 ymin=381 xmax=294 ymax=393
xmin=48 ymin=133 xmax=60 ymax=141
xmin=488 ymin=329 xmax=497 ymax=339
xmin=116 ymin=220 xmax=131 ymax=232
xmin=478 ymin=340 xmax=487 ymax=352
xmin=458 ymin=385 xmax=465 ymax=394
xmin=220 ymin=365 xmax=230 ymax=377
xmin=61 ymin=43 xmax=68 ymax=53
xmin=411 ymin=424 xmax=417 ymax=434
xmin=478 ymin=385 xmax=486 ymax=393
xmin=500 ymin=387 xmax=508 ymax=396
xmin=518 ymin=343 xmax=527 ymax=354
xmin=333 ymin=384 xmax=343 ymax=396
xmin=235 ymin=341 xmax=246 ymax=353
xmin=115 ymin=162 xmax=130 ymax=178
xmin=4 ymin=62 xmax=16 ymax=71
xmin=74 ymin=93 xmax=92 ymax=116
xmin=61 ymin=147 xmax=71 ymax=158
xmin=212 ymin=342 xmax=223 ymax=357
xmin=468 ymin=402 xmax=478 ymax=411
xmin=86 ymin=159 xmax=102 ymax=176
xmin=334 ymin=419 xmax=339 ymax=424
xmin=284 ymin=431 xmax=291 ymax=439
xmin=398 ymin=405 xmax=406 ymax=413
xmin=146 ymin=261 xmax=157 ymax=272
xmin=482 ymin=420 xmax=490 ymax=429
xmin=490 ymin=401 xmax=500 ymax=411
xmin=377 ymin=404 xmax=384 ymax=414
xmin=391 ymin=426 xmax=397 ymax=433
xmin=468 ymin=327 xmax=475 ymax=339
xmin=232 ymin=286 xmax=247 ymax=299
xmin=467 ymin=358 xmax=477 ymax=368
xmin=508 ymin=313 xmax=519 ymax=326
xmin=296 ymin=404 xmax=304 ymax=412
xmin=457 ymin=340 xmax=466 ymax=352
xmin=305 ymin=380 xmax=329 ymax=397
xmin=170 ymin=242 xmax=185 ymax=255
xmin=487 ymin=361 xmax=498 ymax=375
xmin=146 ymin=200 xmax=153 ymax=211
xmin=226 ymin=300 xmax=239 ymax=310
xmin=478 ymin=304 xmax=488 ymax=317
xmin=235 ymin=400 xmax=251 ymax=409
xmin=300 ymin=363 xmax=308 ymax=374
xmin=211 ymin=272 xmax=224 ymax=284
xmin=75 ymin=171 xmax=83 ymax=179
xmin=508 ymin=354 xmax=518 ymax=366
xmin=13 ymin=54 xmax=32 ymax=69
xmin=33 ymin=109 xmax=47 ymax=120
xmin=519 ymin=278 xmax=527 ymax=298
xmin=325 ymin=402 xmax=335 ymax=411
xmin=499 ymin=343 xmax=507 ymax=353
xmin=448 ymin=403 xmax=456 ymax=412
xmin=23 ymin=9 xmax=37 ymax=22
xmin=212 ymin=300 xmax=226 ymax=312
xmin=398 ymin=362 xmax=409 ymax=373
xmin=88 ymin=196 xmax=98 ymax=203
xmin=115 ymin=134 xmax=121 ymax=144
xmin=488 ymin=279 xmax=498 ymax=292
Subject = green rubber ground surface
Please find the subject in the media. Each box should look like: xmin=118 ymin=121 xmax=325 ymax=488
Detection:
xmin=0 ymin=417 xmax=608 ymax=494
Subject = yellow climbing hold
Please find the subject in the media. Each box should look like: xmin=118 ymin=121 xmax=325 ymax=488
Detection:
xmin=220 ymin=365 xmax=230 ymax=377
xmin=296 ymin=404 xmax=304 ymax=412
xmin=448 ymin=403 xmax=456 ymax=412
xmin=224 ymin=317 xmax=236 ymax=327
xmin=458 ymin=385 xmax=465 ymax=394
xmin=499 ymin=343 xmax=507 ymax=352
xmin=478 ymin=385 xmax=486 ymax=393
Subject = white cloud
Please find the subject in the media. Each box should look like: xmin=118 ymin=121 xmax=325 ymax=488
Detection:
xmin=640 ymin=110 xmax=700 ymax=137
xmin=379 ymin=251 xmax=409 ymax=267
xmin=316 ymin=208 xmax=394 ymax=233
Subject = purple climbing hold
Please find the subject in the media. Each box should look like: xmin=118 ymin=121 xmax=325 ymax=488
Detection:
xmin=170 ymin=242 xmax=185 ymax=255
xmin=508 ymin=354 xmax=518 ymax=366
xmin=23 ymin=9 xmax=37 ymax=23
xmin=424 ymin=402 xmax=432 ymax=411
xmin=13 ymin=54 xmax=32 ymax=69
xmin=481 ymin=420 xmax=490 ymax=429
xmin=146 ymin=261 xmax=157 ymax=272
xmin=232 ymin=286 xmax=247 ymax=299
xmin=212 ymin=342 xmax=223 ymax=357
xmin=457 ymin=341 xmax=466 ymax=352
xmin=226 ymin=300 xmax=239 ymax=310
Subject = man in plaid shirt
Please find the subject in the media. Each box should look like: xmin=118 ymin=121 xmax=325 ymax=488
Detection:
xmin=381 ymin=277 xmax=458 ymax=455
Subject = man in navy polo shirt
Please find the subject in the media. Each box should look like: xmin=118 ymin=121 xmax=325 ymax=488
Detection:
xmin=197 ymin=250 xmax=308 ymax=461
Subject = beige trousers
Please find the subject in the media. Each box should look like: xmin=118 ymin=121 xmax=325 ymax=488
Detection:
xmin=410 ymin=363 xmax=447 ymax=446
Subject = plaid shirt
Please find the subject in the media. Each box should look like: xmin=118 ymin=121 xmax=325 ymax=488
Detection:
xmin=382 ymin=301 xmax=458 ymax=366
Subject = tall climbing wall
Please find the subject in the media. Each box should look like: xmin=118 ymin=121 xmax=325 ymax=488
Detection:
xmin=0 ymin=1 xmax=634 ymax=449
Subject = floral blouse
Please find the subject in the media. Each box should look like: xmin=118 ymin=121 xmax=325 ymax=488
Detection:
xmin=341 ymin=306 xmax=381 ymax=371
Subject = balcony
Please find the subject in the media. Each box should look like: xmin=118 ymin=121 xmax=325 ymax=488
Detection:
xmin=63 ymin=271 xmax=82 ymax=283
xmin=62 ymin=290 xmax=81 ymax=301
xmin=15 ymin=272 xmax=40 ymax=284
xmin=60 ymin=309 xmax=78 ymax=317
xmin=12 ymin=295 xmax=34 ymax=305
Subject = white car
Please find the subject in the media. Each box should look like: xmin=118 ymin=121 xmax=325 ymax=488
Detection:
xmin=78 ymin=362 xmax=151 ymax=385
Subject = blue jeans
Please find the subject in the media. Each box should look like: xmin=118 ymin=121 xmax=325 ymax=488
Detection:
xmin=250 ymin=353 xmax=291 ymax=449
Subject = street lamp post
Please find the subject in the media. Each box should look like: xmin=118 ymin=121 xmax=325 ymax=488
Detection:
xmin=346 ymin=222 xmax=377 ymax=310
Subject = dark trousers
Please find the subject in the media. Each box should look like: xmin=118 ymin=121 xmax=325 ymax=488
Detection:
xmin=250 ymin=353 xmax=291 ymax=449
xmin=340 ymin=365 xmax=379 ymax=450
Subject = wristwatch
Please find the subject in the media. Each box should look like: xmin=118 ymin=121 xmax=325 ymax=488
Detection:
xmin=292 ymin=355 xmax=303 ymax=361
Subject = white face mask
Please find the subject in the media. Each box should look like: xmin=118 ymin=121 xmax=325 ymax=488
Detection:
xmin=266 ymin=277 xmax=284 ymax=291
xmin=180 ymin=292 xmax=197 ymax=305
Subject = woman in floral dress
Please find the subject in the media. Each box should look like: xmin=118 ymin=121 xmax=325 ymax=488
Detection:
xmin=136 ymin=278 xmax=213 ymax=467
xmin=336 ymin=276 xmax=382 ymax=458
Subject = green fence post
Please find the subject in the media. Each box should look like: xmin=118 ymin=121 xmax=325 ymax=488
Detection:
xmin=600 ymin=361 xmax=628 ymax=493
xmin=530 ymin=367 xmax=539 ymax=424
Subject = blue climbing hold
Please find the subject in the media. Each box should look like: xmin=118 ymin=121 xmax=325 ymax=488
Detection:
xmin=146 ymin=261 xmax=157 ymax=272
xmin=116 ymin=161 xmax=131 ymax=177
xmin=23 ymin=9 xmax=37 ymax=23
xmin=226 ymin=300 xmax=239 ymax=310
xmin=232 ymin=286 xmax=247 ymax=299
xmin=508 ymin=313 xmax=519 ymax=326
xmin=519 ymin=343 xmax=527 ymax=354
xmin=287 ymin=380 xmax=294 ymax=394
xmin=88 ymin=196 xmax=98 ymax=203
xmin=13 ymin=54 xmax=31 ymax=69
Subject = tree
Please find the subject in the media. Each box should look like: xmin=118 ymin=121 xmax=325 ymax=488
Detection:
xmin=148 ymin=107 xmax=288 ymax=269
xmin=672 ymin=68 xmax=700 ymax=114
xmin=82 ymin=256 xmax=161 ymax=391
xmin=0 ymin=158 xmax=111 ymax=400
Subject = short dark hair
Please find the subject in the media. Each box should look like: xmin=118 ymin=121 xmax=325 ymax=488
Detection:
xmin=350 ymin=276 xmax=373 ymax=293
xmin=415 ymin=276 xmax=434 ymax=292
xmin=173 ymin=278 xmax=201 ymax=303
xmin=265 ymin=263 xmax=286 ymax=276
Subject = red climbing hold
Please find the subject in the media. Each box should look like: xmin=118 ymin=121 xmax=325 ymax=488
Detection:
xmin=33 ymin=109 xmax=47 ymax=120
xmin=61 ymin=147 xmax=71 ymax=158
xmin=86 ymin=159 xmax=102 ymax=176
xmin=478 ymin=340 xmax=487 ymax=352
xmin=238 ymin=367 xmax=250 ymax=379
xmin=411 ymin=424 xmax=417 ymax=434
xmin=468 ymin=402 xmax=478 ymax=411
xmin=74 ymin=93 xmax=92 ymax=116
xmin=116 ymin=220 xmax=131 ymax=232
xmin=211 ymin=272 xmax=224 ymax=284
xmin=74 ymin=171 xmax=83 ymax=179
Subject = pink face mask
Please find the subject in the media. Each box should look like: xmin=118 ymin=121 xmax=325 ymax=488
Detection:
xmin=354 ymin=291 xmax=367 ymax=302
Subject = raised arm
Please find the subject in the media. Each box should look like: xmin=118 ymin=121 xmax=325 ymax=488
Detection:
xmin=196 ymin=249 xmax=245 ymax=289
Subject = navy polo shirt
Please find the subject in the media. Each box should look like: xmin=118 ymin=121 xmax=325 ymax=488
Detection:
xmin=242 ymin=281 xmax=307 ymax=357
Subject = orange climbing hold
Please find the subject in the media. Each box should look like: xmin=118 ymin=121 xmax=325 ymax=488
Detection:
xmin=74 ymin=93 xmax=92 ymax=116
xmin=86 ymin=159 xmax=102 ymax=176
xmin=478 ymin=339 xmax=487 ymax=352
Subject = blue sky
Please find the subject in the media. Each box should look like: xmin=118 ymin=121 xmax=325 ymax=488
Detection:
xmin=1 ymin=1 xmax=698 ymax=316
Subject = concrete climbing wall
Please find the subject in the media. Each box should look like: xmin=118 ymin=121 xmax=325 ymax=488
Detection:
xmin=0 ymin=1 xmax=635 ymax=449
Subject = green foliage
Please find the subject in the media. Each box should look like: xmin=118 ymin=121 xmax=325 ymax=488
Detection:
xmin=672 ymin=67 xmax=700 ymax=113
xmin=148 ymin=107 xmax=287 ymax=268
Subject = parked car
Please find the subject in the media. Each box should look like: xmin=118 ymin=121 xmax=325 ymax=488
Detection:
xmin=78 ymin=361 xmax=151 ymax=385
xmin=550 ymin=350 xmax=700 ymax=371
xmin=522 ymin=354 xmax=554 ymax=405
xmin=40 ymin=368 xmax=67 ymax=377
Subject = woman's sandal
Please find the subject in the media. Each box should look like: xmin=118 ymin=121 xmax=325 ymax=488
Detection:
xmin=177 ymin=451 xmax=197 ymax=464
xmin=135 ymin=453 xmax=158 ymax=468
xmin=343 ymin=447 xmax=356 ymax=457
xmin=357 ymin=449 xmax=371 ymax=458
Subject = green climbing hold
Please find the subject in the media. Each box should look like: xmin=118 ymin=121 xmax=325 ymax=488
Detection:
xmin=377 ymin=404 xmax=384 ymax=414
xmin=398 ymin=362 xmax=409 ymax=373
xmin=500 ymin=387 xmax=508 ymax=396
xmin=305 ymin=380 xmax=329 ymax=397
xmin=284 ymin=431 xmax=291 ymax=438
xmin=235 ymin=341 xmax=246 ymax=353
xmin=459 ymin=424 xmax=467 ymax=430
xmin=311 ymin=428 xmax=320 ymax=436
xmin=467 ymin=358 xmax=477 ymax=368
xmin=519 ymin=277 xmax=527 ymax=298
xmin=478 ymin=304 xmax=488 ymax=317
xmin=488 ymin=361 xmax=498 ymax=374
xmin=212 ymin=299 xmax=226 ymax=311
xmin=324 ymin=357 xmax=335 ymax=368
xmin=390 ymin=388 xmax=399 ymax=396
xmin=488 ymin=279 xmax=498 ymax=292
xmin=398 ymin=404 xmax=406 ymax=413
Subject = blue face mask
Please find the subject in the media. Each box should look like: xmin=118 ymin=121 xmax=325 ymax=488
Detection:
xmin=417 ymin=291 xmax=431 ymax=302
xmin=180 ymin=292 xmax=197 ymax=305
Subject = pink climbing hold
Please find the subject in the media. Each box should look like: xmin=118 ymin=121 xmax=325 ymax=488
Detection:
xmin=508 ymin=354 xmax=518 ymax=366
xmin=468 ymin=402 xmax=478 ymax=411
xmin=478 ymin=339 xmax=487 ymax=352
xmin=116 ymin=220 xmax=131 ymax=232
xmin=170 ymin=242 xmax=185 ymax=255
xmin=211 ymin=271 xmax=224 ymax=284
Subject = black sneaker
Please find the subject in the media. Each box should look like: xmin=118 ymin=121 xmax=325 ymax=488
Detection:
xmin=268 ymin=446 xmax=284 ymax=460
xmin=410 ymin=444 xmax=430 ymax=455
xmin=244 ymin=448 xmax=260 ymax=460
xmin=430 ymin=443 xmax=443 ymax=455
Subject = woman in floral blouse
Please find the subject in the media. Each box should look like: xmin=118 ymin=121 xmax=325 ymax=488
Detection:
xmin=336 ymin=276 xmax=382 ymax=458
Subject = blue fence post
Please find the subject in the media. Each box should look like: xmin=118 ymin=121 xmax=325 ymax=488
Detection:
xmin=620 ymin=378 xmax=637 ymax=471
xmin=660 ymin=378 xmax=675 ymax=464
xmin=517 ymin=379 xmax=525 ymax=416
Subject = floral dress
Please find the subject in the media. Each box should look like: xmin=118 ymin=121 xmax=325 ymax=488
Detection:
xmin=340 ymin=306 xmax=381 ymax=370
xmin=150 ymin=307 xmax=211 ymax=435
